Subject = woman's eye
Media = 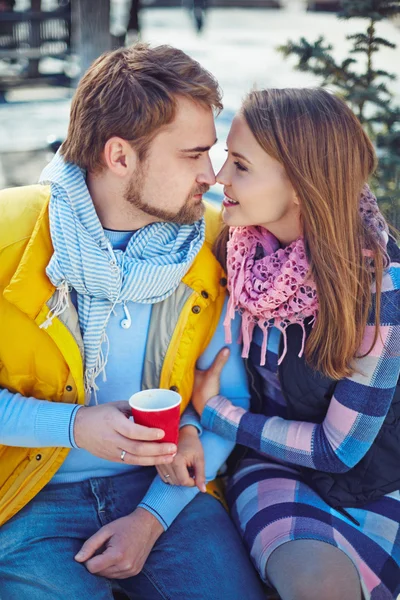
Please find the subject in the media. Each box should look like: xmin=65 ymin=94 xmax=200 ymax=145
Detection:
xmin=234 ymin=161 xmax=247 ymax=172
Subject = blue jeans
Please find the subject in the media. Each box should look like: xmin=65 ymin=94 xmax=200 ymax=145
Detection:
xmin=0 ymin=469 xmax=265 ymax=600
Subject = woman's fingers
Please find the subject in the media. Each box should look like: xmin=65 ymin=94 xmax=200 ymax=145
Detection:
xmin=157 ymin=462 xmax=196 ymax=487
xmin=193 ymin=451 xmax=206 ymax=492
xmin=171 ymin=457 xmax=196 ymax=486
xmin=209 ymin=347 xmax=230 ymax=378
xmin=156 ymin=466 xmax=176 ymax=484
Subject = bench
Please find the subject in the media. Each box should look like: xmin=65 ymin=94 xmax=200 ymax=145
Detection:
xmin=0 ymin=1 xmax=71 ymax=96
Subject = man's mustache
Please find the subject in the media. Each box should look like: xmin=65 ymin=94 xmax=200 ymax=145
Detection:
xmin=191 ymin=184 xmax=210 ymax=197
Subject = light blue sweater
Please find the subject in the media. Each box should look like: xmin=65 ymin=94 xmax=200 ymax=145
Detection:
xmin=0 ymin=229 xmax=249 ymax=529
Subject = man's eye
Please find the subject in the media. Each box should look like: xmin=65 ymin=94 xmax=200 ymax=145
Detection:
xmin=189 ymin=154 xmax=202 ymax=160
xmin=234 ymin=161 xmax=247 ymax=172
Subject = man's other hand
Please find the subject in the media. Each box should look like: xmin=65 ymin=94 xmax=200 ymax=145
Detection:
xmin=74 ymin=508 xmax=163 ymax=578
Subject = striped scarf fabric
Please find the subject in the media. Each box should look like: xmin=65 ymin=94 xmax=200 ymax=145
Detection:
xmin=39 ymin=151 xmax=205 ymax=396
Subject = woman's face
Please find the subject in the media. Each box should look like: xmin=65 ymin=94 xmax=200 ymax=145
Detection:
xmin=217 ymin=113 xmax=301 ymax=244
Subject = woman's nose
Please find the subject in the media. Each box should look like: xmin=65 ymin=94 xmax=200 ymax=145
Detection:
xmin=216 ymin=162 xmax=229 ymax=186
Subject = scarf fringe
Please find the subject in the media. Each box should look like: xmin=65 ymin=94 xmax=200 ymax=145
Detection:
xmin=39 ymin=281 xmax=69 ymax=330
xmin=241 ymin=314 xmax=256 ymax=361
xmin=84 ymin=331 xmax=110 ymax=402
xmin=240 ymin=317 xmax=314 ymax=367
xmin=223 ymin=292 xmax=236 ymax=344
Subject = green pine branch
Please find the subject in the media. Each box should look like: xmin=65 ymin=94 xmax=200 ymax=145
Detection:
xmin=277 ymin=0 xmax=400 ymax=226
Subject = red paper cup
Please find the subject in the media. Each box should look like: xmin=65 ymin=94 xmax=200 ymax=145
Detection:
xmin=128 ymin=389 xmax=182 ymax=445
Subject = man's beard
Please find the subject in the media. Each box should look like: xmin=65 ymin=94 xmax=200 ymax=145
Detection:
xmin=124 ymin=167 xmax=209 ymax=225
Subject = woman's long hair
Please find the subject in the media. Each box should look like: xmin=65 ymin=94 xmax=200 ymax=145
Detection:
xmin=214 ymin=88 xmax=384 ymax=380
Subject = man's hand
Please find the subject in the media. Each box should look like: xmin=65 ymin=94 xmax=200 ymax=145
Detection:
xmin=192 ymin=348 xmax=230 ymax=417
xmin=74 ymin=508 xmax=163 ymax=579
xmin=74 ymin=401 xmax=177 ymax=466
xmin=156 ymin=425 xmax=206 ymax=492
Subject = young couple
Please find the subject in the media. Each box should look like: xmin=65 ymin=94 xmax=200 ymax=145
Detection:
xmin=0 ymin=43 xmax=398 ymax=600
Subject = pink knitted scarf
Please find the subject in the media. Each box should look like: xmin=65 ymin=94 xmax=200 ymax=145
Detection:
xmin=224 ymin=185 xmax=389 ymax=365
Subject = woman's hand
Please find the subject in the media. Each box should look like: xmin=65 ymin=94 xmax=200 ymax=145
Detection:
xmin=156 ymin=425 xmax=207 ymax=492
xmin=192 ymin=348 xmax=230 ymax=417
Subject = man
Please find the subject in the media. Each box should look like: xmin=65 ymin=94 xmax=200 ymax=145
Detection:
xmin=0 ymin=44 xmax=264 ymax=599
xmin=186 ymin=0 xmax=208 ymax=33
xmin=125 ymin=0 xmax=140 ymax=44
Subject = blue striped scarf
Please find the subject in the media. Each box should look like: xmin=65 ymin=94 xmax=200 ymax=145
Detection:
xmin=39 ymin=152 xmax=205 ymax=396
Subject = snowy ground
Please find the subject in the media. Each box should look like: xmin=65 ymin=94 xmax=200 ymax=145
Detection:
xmin=1 ymin=0 xmax=400 ymax=197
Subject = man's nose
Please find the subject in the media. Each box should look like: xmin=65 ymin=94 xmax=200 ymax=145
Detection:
xmin=197 ymin=158 xmax=216 ymax=186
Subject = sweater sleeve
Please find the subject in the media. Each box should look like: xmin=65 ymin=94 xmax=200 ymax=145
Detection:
xmin=0 ymin=388 xmax=80 ymax=448
xmin=201 ymin=265 xmax=400 ymax=474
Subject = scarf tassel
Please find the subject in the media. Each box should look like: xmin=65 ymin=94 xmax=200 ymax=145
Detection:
xmin=276 ymin=319 xmax=310 ymax=366
xmin=84 ymin=331 xmax=110 ymax=403
xmin=39 ymin=281 xmax=69 ymax=330
xmin=223 ymin=293 xmax=236 ymax=344
xmin=241 ymin=314 xmax=256 ymax=361
xmin=277 ymin=324 xmax=288 ymax=366
xmin=259 ymin=324 xmax=269 ymax=367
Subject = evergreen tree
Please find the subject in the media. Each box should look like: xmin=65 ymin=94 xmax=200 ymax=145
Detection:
xmin=279 ymin=0 xmax=400 ymax=227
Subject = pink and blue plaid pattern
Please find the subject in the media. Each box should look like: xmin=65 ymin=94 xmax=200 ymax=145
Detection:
xmin=202 ymin=265 xmax=400 ymax=473
xmin=201 ymin=264 xmax=400 ymax=599
xmin=227 ymin=457 xmax=400 ymax=599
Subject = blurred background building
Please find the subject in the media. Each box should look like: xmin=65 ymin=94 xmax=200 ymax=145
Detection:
xmin=0 ymin=0 xmax=399 ymax=222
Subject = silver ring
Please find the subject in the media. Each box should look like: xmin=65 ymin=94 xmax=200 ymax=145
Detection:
xmin=164 ymin=474 xmax=171 ymax=482
xmin=120 ymin=450 xmax=126 ymax=462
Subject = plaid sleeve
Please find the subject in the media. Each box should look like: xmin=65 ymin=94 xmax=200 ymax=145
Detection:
xmin=201 ymin=265 xmax=400 ymax=473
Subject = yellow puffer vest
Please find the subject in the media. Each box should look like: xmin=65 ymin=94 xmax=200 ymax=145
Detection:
xmin=0 ymin=185 xmax=226 ymax=527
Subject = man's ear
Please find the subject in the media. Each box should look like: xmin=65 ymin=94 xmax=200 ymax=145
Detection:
xmin=102 ymin=137 xmax=138 ymax=177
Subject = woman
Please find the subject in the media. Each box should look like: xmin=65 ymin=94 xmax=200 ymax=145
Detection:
xmin=191 ymin=89 xmax=400 ymax=600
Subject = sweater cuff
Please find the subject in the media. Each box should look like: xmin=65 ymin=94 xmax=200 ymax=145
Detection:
xmin=179 ymin=413 xmax=203 ymax=436
xmin=69 ymin=405 xmax=83 ymax=448
xmin=35 ymin=402 xmax=82 ymax=448
xmin=138 ymin=474 xmax=199 ymax=530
